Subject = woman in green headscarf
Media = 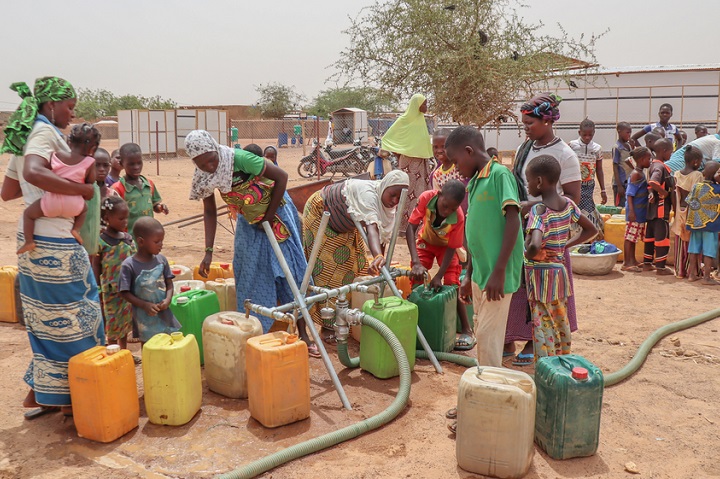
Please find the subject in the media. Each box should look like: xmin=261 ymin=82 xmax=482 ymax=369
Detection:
xmin=1 ymin=77 xmax=104 ymax=420
xmin=380 ymin=94 xmax=433 ymax=233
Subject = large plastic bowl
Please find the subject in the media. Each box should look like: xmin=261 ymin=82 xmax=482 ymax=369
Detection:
xmin=569 ymin=247 xmax=621 ymax=276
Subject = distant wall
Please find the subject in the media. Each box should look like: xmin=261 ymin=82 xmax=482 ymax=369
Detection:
xmin=180 ymin=104 xmax=258 ymax=121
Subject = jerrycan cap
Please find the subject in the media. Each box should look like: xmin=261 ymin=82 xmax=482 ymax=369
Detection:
xmin=285 ymin=334 xmax=299 ymax=344
xmin=219 ymin=313 xmax=236 ymax=325
xmin=180 ymin=285 xmax=191 ymax=292
xmin=572 ymin=367 xmax=589 ymax=380
xmin=106 ymin=344 xmax=121 ymax=355
xmin=170 ymin=331 xmax=184 ymax=342
xmin=176 ymin=296 xmax=189 ymax=305
xmin=219 ymin=262 xmax=230 ymax=270
xmin=171 ymin=267 xmax=182 ymax=275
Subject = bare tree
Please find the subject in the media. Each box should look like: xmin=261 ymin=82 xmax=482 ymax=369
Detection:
xmin=335 ymin=0 xmax=601 ymax=125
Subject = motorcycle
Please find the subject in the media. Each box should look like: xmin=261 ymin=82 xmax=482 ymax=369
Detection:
xmin=297 ymin=139 xmax=369 ymax=178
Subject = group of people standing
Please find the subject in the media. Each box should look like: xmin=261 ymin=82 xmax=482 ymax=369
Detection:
xmin=7 ymin=74 xmax=690 ymax=420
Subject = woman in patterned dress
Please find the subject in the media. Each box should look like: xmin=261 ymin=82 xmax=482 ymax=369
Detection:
xmin=184 ymin=130 xmax=314 ymax=353
xmin=302 ymin=170 xmax=409 ymax=334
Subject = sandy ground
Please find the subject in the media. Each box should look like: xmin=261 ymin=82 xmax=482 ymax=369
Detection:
xmin=1 ymin=142 xmax=719 ymax=479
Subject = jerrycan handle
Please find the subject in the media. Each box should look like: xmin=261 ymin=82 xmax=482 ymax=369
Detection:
xmin=558 ymin=356 xmax=575 ymax=373
xmin=475 ymin=366 xmax=511 ymax=385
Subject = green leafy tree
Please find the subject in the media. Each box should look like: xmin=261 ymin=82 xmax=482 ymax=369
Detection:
xmin=75 ymin=88 xmax=177 ymax=120
xmin=255 ymin=83 xmax=305 ymax=119
xmin=308 ymin=86 xmax=397 ymax=117
xmin=336 ymin=0 xmax=600 ymax=125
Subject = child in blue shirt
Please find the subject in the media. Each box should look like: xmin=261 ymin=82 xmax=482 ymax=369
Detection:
xmin=622 ymin=147 xmax=652 ymax=272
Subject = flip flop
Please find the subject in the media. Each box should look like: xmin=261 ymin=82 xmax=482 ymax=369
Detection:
xmin=454 ymin=334 xmax=476 ymax=351
xmin=445 ymin=407 xmax=457 ymax=419
xmin=447 ymin=421 xmax=457 ymax=434
xmin=24 ymin=406 xmax=60 ymax=420
xmin=621 ymin=265 xmax=642 ymax=272
xmin=307 ymin=343 xmax=322 ymax=359
xmin=512 ymin=353 xmax=534 ymax=367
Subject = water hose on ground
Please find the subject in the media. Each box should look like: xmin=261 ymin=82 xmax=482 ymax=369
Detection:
xmin=215 ymin=314 xmax=411 ymax=479
xmin=604 ymin=307 xmax=720 ymax=387
xmin=337 ymin=342 xmax=478 ymax=370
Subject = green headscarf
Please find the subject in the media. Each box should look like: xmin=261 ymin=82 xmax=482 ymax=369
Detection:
xmin=0 ymin=76 xmax=76 ymax=155
xmin=380 ymin=93 xmax=433 ymax=159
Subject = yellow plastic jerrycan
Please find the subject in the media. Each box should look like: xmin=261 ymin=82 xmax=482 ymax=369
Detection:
xmin=205 ymin=278 xmax=237 ymax=312
xmin=203 ymin=312 xmax=263 ymax=398
xmin=69 ymin=345 xmax=139 ymax=442
xmin=193 ymin=262 xmax=233 ymax=281
xmin=0 ymin=266 xmax=22 ymax=323
xmin=142 ymin=332 xmax=202 ymax=426
xmin=456 ymin=366 xmax=536 ymax=478
xmin=246 ymin=331 xmax=310 ymax=428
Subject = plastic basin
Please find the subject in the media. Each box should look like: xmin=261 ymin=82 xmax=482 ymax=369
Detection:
xmin=569 ymin=247 xmax=621 ymax=276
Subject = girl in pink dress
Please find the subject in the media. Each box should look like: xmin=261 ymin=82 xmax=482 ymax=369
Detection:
xmin=18 ymin=123 xmax=100 ymax=254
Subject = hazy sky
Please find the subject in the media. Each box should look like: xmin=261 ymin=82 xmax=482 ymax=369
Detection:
xmin=1 ymin=0 xmax=718 ymax=110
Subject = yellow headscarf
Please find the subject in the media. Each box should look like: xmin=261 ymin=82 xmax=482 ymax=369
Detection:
xmin=381 ymin=93 xmax=433 ymax=159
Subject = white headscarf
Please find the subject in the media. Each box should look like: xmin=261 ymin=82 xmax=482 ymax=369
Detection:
xmin=185 ymin=130 xmax=235 ymax=200
xmin=344 ymin=169 xmax=410 ymax=243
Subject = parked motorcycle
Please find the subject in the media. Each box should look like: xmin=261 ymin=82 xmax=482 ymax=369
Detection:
xmin=297 ymin=139 xmax=368 ymax=178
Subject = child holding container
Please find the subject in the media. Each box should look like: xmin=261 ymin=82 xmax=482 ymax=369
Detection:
xmin=444 ymin=126 xmax=524 ymax=368
xmin=406 ymin=180 xmax=473 ymax=350
xmin=523 ymin=155 xmax=597 ymax=360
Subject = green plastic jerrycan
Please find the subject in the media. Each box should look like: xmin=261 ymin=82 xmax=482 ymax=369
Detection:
xmin=409 ymin=285 xmax=457 ymax=353
xmin=170 ymin=289 xmax=220 ymax=365
xmin=359 ymin=297 xmax=418 ymax=379
xmin=456 ymin=270 xmax=474 ymax=333
xmin=534 ymin=354 xmax=604 ymax=460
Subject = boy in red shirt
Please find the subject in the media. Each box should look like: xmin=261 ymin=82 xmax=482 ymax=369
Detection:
xmin=406 ymin=180 xmax=474 ymax=350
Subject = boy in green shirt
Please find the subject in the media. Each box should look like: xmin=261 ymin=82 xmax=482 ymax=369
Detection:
xmin=445 ymin=126 xmax=523 ymax=367
xmin=111 ymin=143 xmax=168 ymax=236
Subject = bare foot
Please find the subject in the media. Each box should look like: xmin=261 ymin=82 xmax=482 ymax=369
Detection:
xmin=71 ymin=229 xmax=84 ymax=245
xmin=621 ymin=265 xmax=642 ymax=272
xmin=23 ymin=390 xmax=39 ymax=408
xmin=17 ymin=242 xmax=36 ymax=255
xmin=688 ymin=274 xmax=701 ymax=282
xmin=642 ymin=264 xmax=655 ymax=272
xmin=656 ymin=267 xmax=674 ymax=276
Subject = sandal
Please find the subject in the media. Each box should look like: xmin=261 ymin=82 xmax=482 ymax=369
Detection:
xmin=445 ymin=407 xmax=457 ymax=419
xmin=24 ymin=406 xmax=60 ymax=420
xmin=454 ymin=334 xmax=476 ymax=351
xmin=621 ymin=265 xmax=642 ymax=272
xmin=307 ymin=343 xmax=322 ymax=359
xmin=447 ymin=421 xmax=457 ymax=434
xmin=512 ymin=353 xmax=534 ymax=367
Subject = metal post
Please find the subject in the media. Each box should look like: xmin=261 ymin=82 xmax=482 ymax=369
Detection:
xmin=353 ymin=220 xmax=443 ymax=374
xmin=301 ymin=211 xmax=330 ymax=294
xmin=261 ymin=221 xmax=352 ymax=410
xmin=380 ymin=188 xmax=408 ymax=297
xmin=155 ymin=121 xmax=160 ymax=176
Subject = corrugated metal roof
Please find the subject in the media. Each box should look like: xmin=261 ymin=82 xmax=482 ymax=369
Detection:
xmin=596 ymin=64 xmax=720 ymax=74
xmin=331 ymin=107 xmax=366 ymax=113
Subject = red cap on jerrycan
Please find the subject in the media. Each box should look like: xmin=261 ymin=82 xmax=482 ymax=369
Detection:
xmin=220 ymin=263 xmax=230 ymax=270
xmin=172 ymin=268 xmax=181 ymax=275
xmin=180 ymin=285 xmax=191 ymax=293
xmin=571 ymin=367 xmax=589 ymax=380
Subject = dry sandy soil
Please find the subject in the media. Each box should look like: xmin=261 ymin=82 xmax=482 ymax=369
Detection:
xmin=1 ymin=141 xmax=719 ymax=479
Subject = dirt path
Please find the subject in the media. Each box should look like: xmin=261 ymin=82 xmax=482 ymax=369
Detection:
xmin=1 ymin=148 xmax=719 ymax=478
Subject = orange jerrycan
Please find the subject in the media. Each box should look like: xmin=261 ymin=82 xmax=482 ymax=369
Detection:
xmin=246 ymin=331 xmax=310 ymax=428
xmin=193 ymin=262 xmax=233 ymax=281
xmin=0 ymin=266 xmax=22 ymax=323
xmin=69 ymin=345 xmax=139 ymax=442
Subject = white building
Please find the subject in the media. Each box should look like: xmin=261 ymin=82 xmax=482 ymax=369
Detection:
xmin=483 ymin=64 xmax=720 ymax=153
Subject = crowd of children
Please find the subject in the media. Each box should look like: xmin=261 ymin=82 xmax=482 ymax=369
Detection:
xmin=16 ymin=131 xmax=181 ymax=360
